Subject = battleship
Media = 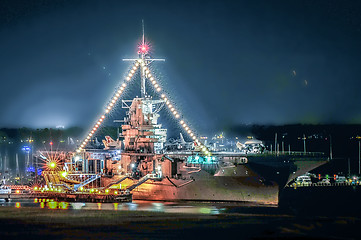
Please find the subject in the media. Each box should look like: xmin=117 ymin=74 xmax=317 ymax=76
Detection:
xmin=35 ymin=23 xmax=328 ymax=205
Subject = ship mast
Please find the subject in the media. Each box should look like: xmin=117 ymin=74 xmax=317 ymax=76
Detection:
xmin=123 ymin=20 xmax=165 ymax=98
xmin=141 ymin=20 xmax=146 ymax=98
xmin=76 ymin=21 xmax=212 ymax=157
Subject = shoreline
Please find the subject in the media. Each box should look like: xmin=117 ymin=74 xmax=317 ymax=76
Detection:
xmin=0 ymin=206 xmax=359 ymax=239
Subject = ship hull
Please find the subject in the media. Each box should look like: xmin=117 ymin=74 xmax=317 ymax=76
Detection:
xmin=121 ymin=169 xmax=279 ymax=205
xmin=102 ymin=156 xmax=327 ymax=205
xmin=246 ymin=155 xmax=329 ymax=187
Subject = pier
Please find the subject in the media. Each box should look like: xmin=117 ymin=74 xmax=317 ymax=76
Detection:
xmin=287 ymin=181 xmax=361 ymax=188
xmin=32 ymin=191 xmax=132 ymax=203
xmin=0 ymin=192 xmax=132 ymax=203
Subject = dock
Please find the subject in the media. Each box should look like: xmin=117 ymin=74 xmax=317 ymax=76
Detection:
xmin=287 ymin=181 xmax=361 ymax=188
xmin=0 ymin=193 xmax=31 ymax=201
xmin=32 ymin=192 xmax=132 ymax=203
xmin=0 ymin=191 xmax=132 ymax=203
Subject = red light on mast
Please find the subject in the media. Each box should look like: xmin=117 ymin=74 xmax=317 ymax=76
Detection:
xmin=50 ymin=141 xmax=53 ymax=146
xmin=138 ymin=43 xmax=149 ymax=54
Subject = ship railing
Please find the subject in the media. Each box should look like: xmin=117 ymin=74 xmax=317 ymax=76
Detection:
xmin=126 ymin=174 xmax=159 ymax=191
xmin=53 ymin=183 xmax=72 ymax=190
xmin=103 ymin=176 xmax=130 ymax=189
xmin=73 ymin=173 xmax=102 ymax=191
xmin=287 ymin=181 xmax=361 ymax=188
xmin=166 ymin=176 xmax=195 ymax=188
xmin=166 ymin=151 xmax=325 ymax=158
xmin=242 ymin=151 xmax=325 ymax=157
xmin=269 ymin=151 xmax=325 ymax=157
xmin=66 ymin=173 xmax=99 ymax=183
xmin=183 ymin=165 xmax=201 ymax=172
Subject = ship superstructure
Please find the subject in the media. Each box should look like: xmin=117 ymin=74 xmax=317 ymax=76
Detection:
xmin=119 ymin=97 xmax=167 ymax=178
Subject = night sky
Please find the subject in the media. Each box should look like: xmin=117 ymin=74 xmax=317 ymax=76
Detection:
xmin=1 ymin=0 xmax=361 ymax=134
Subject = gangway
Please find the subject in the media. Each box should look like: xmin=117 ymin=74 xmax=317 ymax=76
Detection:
xmin=126 ymin=173 xmax=159 ymax=191
xmin=74 ymin=174 xmax=101 ymax=191
xmin=43 ymin=174 xmax=51 ymax=187
xmin=43 ymin=171 xmax=62 ymax=187
xmin=54 ymin=183 xmax=72 ymax=190
xmin=103 ymin=176 xmax=130 ymax=190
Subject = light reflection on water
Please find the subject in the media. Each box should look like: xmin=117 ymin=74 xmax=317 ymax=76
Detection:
xmin=0 ymin=199 xmax=233 ymax=215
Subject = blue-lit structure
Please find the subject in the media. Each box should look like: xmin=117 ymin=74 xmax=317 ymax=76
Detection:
xmin=187 ymin=155 xmax=217 ymax=164
xmin=22 ymin=145 xmax=31 ymax=152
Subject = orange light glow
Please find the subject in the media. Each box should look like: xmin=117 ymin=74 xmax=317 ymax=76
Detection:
xmin=15 ymin=202 xmax=21 ymax=208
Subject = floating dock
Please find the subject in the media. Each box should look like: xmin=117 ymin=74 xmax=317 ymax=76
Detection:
xmin=32 ymin=191 xmax=132 ymax=203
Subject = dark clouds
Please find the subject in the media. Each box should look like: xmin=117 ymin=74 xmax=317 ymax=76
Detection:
xmin=1 ymin=0 xmax=361 ymax=133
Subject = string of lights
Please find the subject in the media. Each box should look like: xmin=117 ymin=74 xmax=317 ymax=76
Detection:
xmin=77 ymin=58 xmax=211 ymax=156
xmin=143 ymin=65 xmax=212 ymax=156
xmin=76 ymin=61 xmax=140 ymax=152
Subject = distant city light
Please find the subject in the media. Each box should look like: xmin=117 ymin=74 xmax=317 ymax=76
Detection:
xmin=22 ymin=146 xmax=31 ymax=152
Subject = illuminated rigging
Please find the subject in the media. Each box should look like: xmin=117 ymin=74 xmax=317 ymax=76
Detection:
xmin=77 ymin=21 xmax=211 ymax=156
